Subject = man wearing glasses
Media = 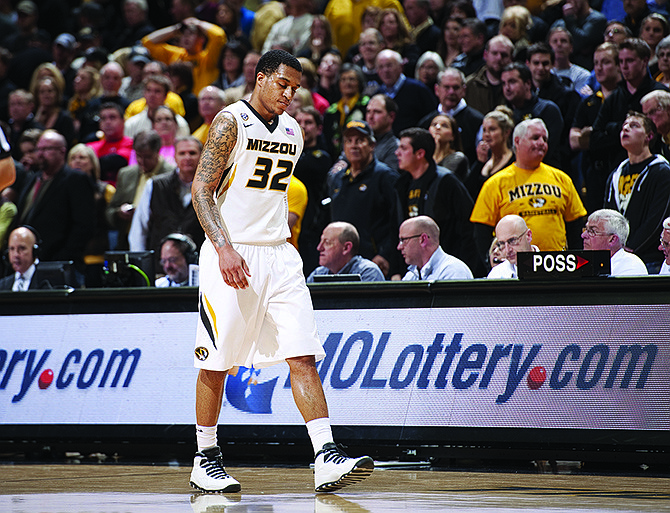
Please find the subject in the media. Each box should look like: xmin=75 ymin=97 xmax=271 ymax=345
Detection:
xmin=155 ymin=233 xmax=197 ymax=287
xmin=15 ymin=130 xmax=95 ymax=277
xmin=398 ymin=215 xmax=473 ymax=281
xmin=582 ymin=209 xmax=647 ymax=276
xmin=487 ymin=214 xmax=534 ymax=279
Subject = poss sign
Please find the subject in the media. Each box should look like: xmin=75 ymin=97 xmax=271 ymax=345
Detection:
xmin=518 ymin=250 xmax=610 ymax=279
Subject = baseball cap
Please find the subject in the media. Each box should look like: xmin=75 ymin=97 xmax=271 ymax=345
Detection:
xmin=54 ymin=33 xmax=76 ymax=51
xmin=129 ymin=46 xmax=151 ymax=65
xmin=343 ymin=120 xmax=375 ymax=143
xmin=17 ymin=0 xmax=37 ymax=15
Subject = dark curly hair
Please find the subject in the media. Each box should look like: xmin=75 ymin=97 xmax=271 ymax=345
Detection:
xmin=256 ymin=49 xmax=302 ymax=77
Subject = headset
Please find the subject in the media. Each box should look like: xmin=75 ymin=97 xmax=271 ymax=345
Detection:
xmin=20 ymin=225 xmax=42 ymax=260
xmin=160 ymin=233 xmax=198 ymax=265
xmin=3 ymin=224 xmax=42 ymax=260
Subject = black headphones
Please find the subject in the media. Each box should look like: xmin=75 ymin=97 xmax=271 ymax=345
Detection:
xmin=3 ymin=225 xmax=41 ymax=259
xmin=20 ymin=225 xmax=42 ymax=259
xmin=160 ymin=233 xmax=198 ymax=264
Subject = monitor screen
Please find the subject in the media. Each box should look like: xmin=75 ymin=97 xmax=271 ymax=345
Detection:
xmin=312 ymin=274 xmax=363 ymax=283
xmin=33 ymin=261 xmax=76 ymax=289
xmin=103 ymin=251 xmax=155 ymax=287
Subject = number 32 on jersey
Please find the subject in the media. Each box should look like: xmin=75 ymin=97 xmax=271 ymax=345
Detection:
xmin=245 ymin=157 xmax=293 ymax=192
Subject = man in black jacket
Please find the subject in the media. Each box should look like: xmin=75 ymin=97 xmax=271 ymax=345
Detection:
xmin=15 ymin=130 xmax=95 ymax=273
xmin=327 ymin=120 xmax=399 ymax=277
xmin=393 ymin=127 xmax=484 ymax=276
xmin=526 ymin=43 xmax=581 ymax=181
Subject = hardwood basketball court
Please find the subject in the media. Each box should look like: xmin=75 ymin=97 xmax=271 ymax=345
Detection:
xmin=1 ymin=463 xmax=668 ymax=512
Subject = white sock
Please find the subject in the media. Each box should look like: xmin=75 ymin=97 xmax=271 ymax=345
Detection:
xmin=306 ymin=417 xmax=334 ymax=455
xmin=195 ymin=424 xmax=218 ymax=452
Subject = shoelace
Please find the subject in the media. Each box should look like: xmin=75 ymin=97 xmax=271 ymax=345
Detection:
xmin=318 ymin=444 xmax=349 ymax=464
xmin=202 ymin=454 xmax=230 ymax=478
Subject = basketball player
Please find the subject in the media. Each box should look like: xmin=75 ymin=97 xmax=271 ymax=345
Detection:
xmin=190 ymin=49 xmax=374 ymax=493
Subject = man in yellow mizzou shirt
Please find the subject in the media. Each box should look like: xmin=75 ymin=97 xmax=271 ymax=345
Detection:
xmin=471 ymin=118 xmax=586 ymax=257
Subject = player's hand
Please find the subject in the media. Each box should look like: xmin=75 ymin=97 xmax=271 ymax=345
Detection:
xmin=218 ymin=244 xmax=251 ymax=289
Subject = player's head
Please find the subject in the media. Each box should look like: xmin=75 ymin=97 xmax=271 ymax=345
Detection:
xmin=256 ymin=49 xmax=302 ymax=79
xmin=254 ymin=50 xmax=303 ymax=117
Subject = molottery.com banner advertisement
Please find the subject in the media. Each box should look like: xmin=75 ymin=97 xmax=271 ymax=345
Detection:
xmin=1 ymin=306 xmax=668 ymax=429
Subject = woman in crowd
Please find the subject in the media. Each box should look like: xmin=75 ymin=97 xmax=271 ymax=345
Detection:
xmin=655 ymin=35 xmax=670 ymax=87
xmin=129 ymin=106 xmax=179 ymax=167
xmin=32 ymin=76 xmax=76 ymax=147
xmin=323 ymin=63 xmax=369 ymax=159
xmin=437 ymin=17 xmax=462 ymax=67
xmin=377 ymin=8 xmax=421 ymax=76
xmin=466 ymin=107 xmax=515 ymax=200
xmin=415 ymin=51 xmax=445 ymax=101
xmin=216 ymin=0 xmax=247 ymax=46
xmin=68 ymin=66 xmax=102 ymax=137
xmin=429 ymin=113 xmax=469 ymax=182
xmin=298 ymin=15 xmax=336 ymax=66
xmin=211 ymin=40 xmax=248 ymax=91
xmin=29 ymin=63 xmax=69 ymax=105
xmin=499 ymin=5 xmax=533 ymax=62
xmin=640 ymin=13 xmax=670 ymax=76
xmin=67 ymin=144 xmax=115 ymax=287
xmin=297 ymin=57 xmax=330 ymax=114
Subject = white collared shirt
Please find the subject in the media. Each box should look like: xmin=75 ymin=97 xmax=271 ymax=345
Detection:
xmin=13 ymin=263 xmax=36 ymax=291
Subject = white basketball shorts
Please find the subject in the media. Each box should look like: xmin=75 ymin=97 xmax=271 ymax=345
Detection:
xmin=194 ymin=239 xmax=325 ymax=371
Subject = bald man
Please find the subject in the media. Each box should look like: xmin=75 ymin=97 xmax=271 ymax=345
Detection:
xmin=307 ymin=222 xmax=385 ymax=282
xmin=0 ymin=227 xmax=39 ymax=291
xmin=487 ymin=214 xmax=533 ymax=279
xmin=398 ymin=215 xmax=473 ymax=280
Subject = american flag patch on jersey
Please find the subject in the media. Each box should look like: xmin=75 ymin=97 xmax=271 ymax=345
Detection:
xmin=285 ymin=127 xmax=294 ymax=136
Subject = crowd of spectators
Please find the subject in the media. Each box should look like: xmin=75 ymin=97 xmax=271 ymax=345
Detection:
xmin=1 ymin=0 xmax=670 ymax=287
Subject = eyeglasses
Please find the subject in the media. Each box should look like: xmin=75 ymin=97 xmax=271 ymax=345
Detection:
xmin=36 ymin=146 xmax=63 ymax=152
xmin=582 ymin=226 xmax=612 ymax=237
xmin=660 ymin=238 xmax=670 ymax=249
xmin=160 ymin=257 xmax=182 ymax=266
xmin=398 ymin=234 xmax=422 ymax=245
xmin=496 ymin=231 xmax=527 ymax=249
xmin=606 ymin=28 xmax=623 ymax=36
xmin=643 ymin=105 xmax=665 ymax=117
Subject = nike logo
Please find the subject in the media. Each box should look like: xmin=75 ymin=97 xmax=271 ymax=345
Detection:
xmin=243 ymin=123 xmax=253 ymax=128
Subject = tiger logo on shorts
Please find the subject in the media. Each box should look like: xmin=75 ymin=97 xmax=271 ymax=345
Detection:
xmin=195 ymin=347 xmax=209 ymax=361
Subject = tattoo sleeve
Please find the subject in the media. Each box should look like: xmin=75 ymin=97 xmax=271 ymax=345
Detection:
xmin=192 ymin=110 xmax=238 ymax=248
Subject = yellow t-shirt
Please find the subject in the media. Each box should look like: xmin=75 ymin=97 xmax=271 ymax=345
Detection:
xmin=124 ymin=92 xmax=185 ymax=119
xmin=192 ymin=123 xmax=210 ymax=145
xmin=470 ymin=162 xmax=587 ymax=251
xmin=142 ymin=23 xmax=226 ymax=94
xmin=287 ymin=175 xmax=308 ymax=249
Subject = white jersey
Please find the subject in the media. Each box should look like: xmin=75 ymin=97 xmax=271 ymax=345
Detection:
xmin=216 ymin=100 xmax=304 ymax=244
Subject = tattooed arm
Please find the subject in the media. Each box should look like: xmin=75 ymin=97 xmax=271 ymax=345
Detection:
xmin=192 ymin=110 xmax=251 ymax=289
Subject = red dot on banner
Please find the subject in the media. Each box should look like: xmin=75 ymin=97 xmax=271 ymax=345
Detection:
xmin=38 ymin=369 xmax=54 ymax=389
xmin=527 ymin=366 xmax=546 ymax=390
